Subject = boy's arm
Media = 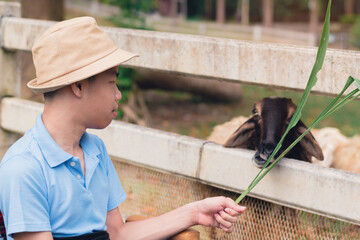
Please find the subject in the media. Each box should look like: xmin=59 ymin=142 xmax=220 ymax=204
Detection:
xmin=13 ymin=231 xmax=53 ymax=240
xmin=106 ymin=196 xmax=246 ymax=240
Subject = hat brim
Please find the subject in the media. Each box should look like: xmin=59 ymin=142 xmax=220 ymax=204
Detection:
xmin=27 ymin=48 xmax=139 ymax=94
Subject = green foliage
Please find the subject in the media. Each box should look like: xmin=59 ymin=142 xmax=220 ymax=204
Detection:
xmin=101 ymin=0 xmax=154 ymax=119
xmin=339 ymin=14 xmax=358 ymax=24
xmin=100 ymin=0 xmax=155 ymax=29
xmin=101 ymin=0 xmax=154 ymax=12
xmin=115 ymin=67 xmax=136 ymax=119
xmin=187 ymin=0 xmax=205 ymax=20
xmin=349 ymin=17 xmax=360 ymax=49
xmin=274 ymin=0 xmax=308 ymax=21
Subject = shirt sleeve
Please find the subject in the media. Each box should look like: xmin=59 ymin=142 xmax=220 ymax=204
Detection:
xmin=0 ymin=156 xmax=51 ymax=237
xmin=97 ymin=139 xmax=127 ymax=211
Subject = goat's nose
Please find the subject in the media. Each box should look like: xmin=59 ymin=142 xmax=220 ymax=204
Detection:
xmin=263 ymin=142 xmax=276 ymax=154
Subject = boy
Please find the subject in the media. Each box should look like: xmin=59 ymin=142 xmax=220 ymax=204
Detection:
xmin=0 ymin=17 xmax=245 ymax=240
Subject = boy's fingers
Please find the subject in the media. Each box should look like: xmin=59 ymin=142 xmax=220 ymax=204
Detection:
xmin=219 ymin=210 xmax=237 ymax=223
xmin=223 ymin=208 xmax=243 ymax=217
xmin=224 ymin=197 xmax=246 ymax=213
xmin=219 ymin=224 xmax=233 ymax=233
xmin=214 ymin=213 xmax=232 ymax=228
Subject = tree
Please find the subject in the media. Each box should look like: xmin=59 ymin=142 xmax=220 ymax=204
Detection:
xmin=263 ymin=0 xmax=273 ymax=27
xmin=21 ymin=0 xmax=63 ymax=20
xmin=216 ymin=0 xmax=225 ymax=24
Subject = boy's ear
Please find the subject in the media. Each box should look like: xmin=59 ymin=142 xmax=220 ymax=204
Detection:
xmin=70 ymin=82 xmax=84 ymax=98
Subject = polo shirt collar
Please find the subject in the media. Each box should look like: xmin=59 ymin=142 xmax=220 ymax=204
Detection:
xmin=33 ymin=114 xmax=100 ymax=168
xmin=80 ymin=131 xmax=101 ymax=157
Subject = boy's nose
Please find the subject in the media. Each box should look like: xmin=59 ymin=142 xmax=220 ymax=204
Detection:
xmin=116 ymin=87 xmax=122 ymax=101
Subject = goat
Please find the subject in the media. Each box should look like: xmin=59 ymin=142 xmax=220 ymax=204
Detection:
xmin=331 ymin=136 xmax=360 ymax=173
xmin=310 ymin=127 xmax=349 ymax=167
xmin=210 ymin=97 xmax=324 ymax=168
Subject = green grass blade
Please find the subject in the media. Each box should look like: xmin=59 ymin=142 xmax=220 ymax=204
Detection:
xmin=354 ymin=77 xmax=360 ymax=91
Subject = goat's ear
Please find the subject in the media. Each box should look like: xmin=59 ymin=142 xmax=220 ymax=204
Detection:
xmin=296 ymin=120 xmax=324 ymax=161
xmin=223 ymin=116 xmax=257 ymax=150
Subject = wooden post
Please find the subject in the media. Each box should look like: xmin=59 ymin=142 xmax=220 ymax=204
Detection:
xmin=170 ymin=0 xmax=178 ymax=17
xmin=216 ymin=0 xmax=225 ymax=24
xmin=179 ymin=0 xmax=187 ymax=19
xmin=263 ymin=0 xmax=273 ymax=28
xmin=309 ymin=0 xmax=319 ymax=34
xmin=204 ymin=0 xmax=212 ymax=19
xmin=344 ymin=0 xmax=354 ymax=15
xmin=0 ymin=2 xmax=22 ymax=158
xmin=241 ymin=0 xmax=249 ymax=25
xmin=21 ymin=0 xmax=63 ymax=21
xmin=21 ymin=0 xmax=64 ymax=100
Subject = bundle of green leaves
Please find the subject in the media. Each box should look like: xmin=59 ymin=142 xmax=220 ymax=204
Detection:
xmin=235 ymin=0 xmax=360 ymax=204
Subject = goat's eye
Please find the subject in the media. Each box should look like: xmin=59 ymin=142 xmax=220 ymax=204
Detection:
xmin=252 ymin=108 xmax=258 ymax=114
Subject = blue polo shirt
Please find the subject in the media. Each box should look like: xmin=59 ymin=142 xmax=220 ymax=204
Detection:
xmin=0 ymin=114 xmax=127 ymax=239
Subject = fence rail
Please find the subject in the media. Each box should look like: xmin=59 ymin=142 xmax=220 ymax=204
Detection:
xmin=1 ymin=1 xmax=360 ymax=234
xmin=2 ymin=16 xmax=360 ymax=97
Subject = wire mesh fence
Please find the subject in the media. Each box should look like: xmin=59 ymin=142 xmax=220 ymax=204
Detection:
xmin=114 ymin=160 xmax=360 ymax=239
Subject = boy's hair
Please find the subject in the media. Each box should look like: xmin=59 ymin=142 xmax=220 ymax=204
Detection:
xmin=43 ymin=75 xmax=97 ymax=100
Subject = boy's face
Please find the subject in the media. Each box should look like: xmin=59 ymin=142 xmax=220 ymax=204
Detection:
xmin=81 ymin=67 xmax=122 ymax=129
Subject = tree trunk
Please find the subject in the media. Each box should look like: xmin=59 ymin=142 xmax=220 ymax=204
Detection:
xmin=134 ymin=69 xmax=243 ymax=102
xmin=21 ymin=0 xmax=64 ymax=100
xmin=309 ymin=0 xmax=319 ymax=33
xmin=216 ymin=0 xmax=225 ymax=24
xmin=204 ymin=0 xmax=213 ymax=19
xmin=179 ymin=0 xmax=187 ymax=18
xmin=241 ymin=0 xmax=249 ymax=25
xmin=170 ymin=0 xmax=178 ymax=17
xmin=262 ymin=0 xmax=273 ymax=28
xmin=344 ymin=0 xmax=354 ymax=15
xmin=21 ymin=0 xmax=63 ymax=20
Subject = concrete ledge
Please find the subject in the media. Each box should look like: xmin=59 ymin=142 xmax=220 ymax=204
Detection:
xmin=89 ymin=124 xmax=203 ymax=178
xmin=2 ymin=17 xmax=360 ymax=97
xmin=1 ymin=97 xmax=360 ymax=225
xmin=0 ymin=98 xmax=203 ymax=177
xmin=200 ymin=143 xmax=360 ymax=225
xmin=1 ymin=98 xmax=42 ymax=133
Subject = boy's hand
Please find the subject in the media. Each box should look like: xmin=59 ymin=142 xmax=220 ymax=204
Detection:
xmin=195 ymin=196 xmax=246 ymax=233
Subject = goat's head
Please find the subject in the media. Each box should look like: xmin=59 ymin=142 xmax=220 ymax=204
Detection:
xmin=223 ymin=97 xmax=324 ymax=168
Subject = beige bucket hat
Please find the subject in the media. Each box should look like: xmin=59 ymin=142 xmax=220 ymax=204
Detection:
xmin=28 ymin=17 xmax=139 ymax=94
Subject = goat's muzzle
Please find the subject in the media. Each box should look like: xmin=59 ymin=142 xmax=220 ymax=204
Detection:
xmin=252 ymin=147 xmax=279 ymax=168
xmin=252 ymin=152 xmax=270 ymax=168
